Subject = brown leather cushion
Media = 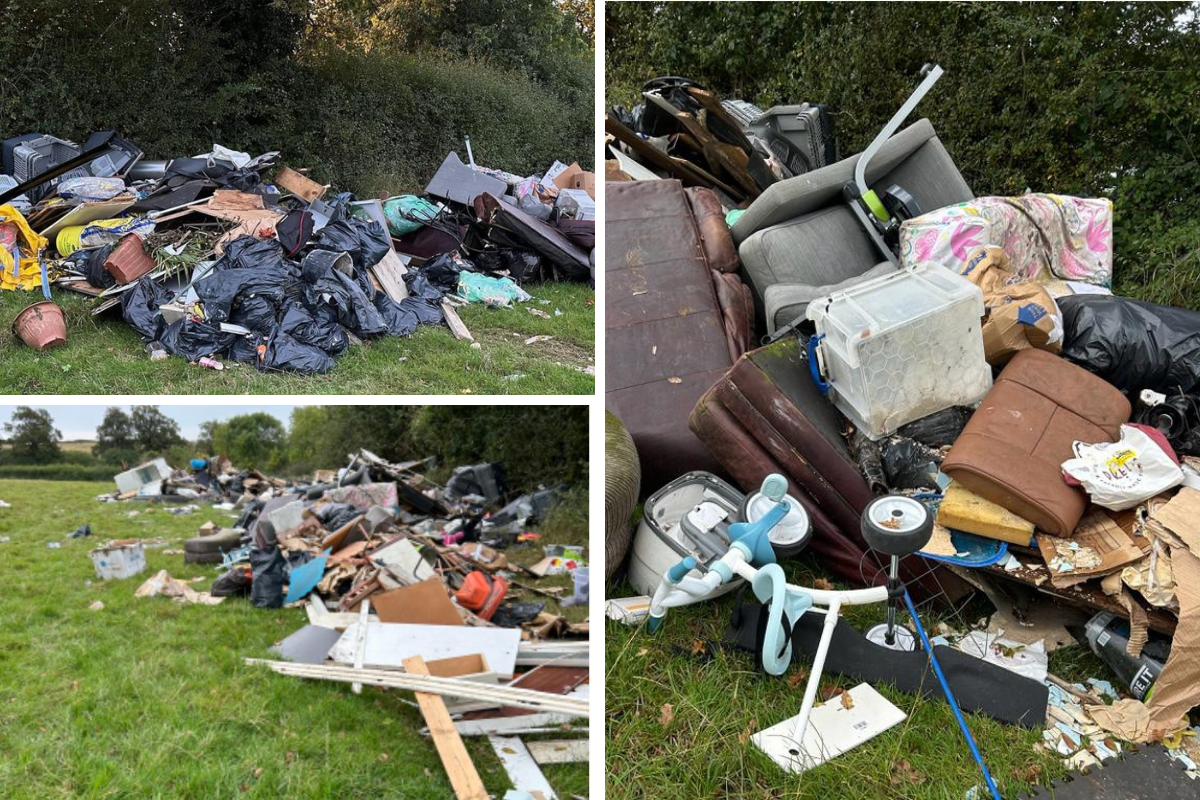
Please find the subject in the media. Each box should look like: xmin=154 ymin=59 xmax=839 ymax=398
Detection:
xmin=685 ymin=187 xmax=739 ymax=273
xmin=942 ymin=349 xmax=1130 ymax=537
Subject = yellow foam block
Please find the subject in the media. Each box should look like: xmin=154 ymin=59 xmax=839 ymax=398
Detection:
xmin=937 ymin=482 xmax=1036 ymax=545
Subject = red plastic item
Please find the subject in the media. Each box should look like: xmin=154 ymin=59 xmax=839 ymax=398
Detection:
xmin=455 ymin=571 xmax=508 ymax=621
xmin=12 ymin=300 xmax=67 ymax=350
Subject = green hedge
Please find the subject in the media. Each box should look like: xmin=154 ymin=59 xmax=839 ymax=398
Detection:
xmin=0 ymin=0 xmax=592 ymax=198
xmin=0 ymin=464 xmax=114 ymax=482
xmin=606 ymin=1 xmax=1200 ymax=308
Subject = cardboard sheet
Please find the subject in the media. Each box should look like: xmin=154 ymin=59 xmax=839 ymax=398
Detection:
xmin=1037 ymin=510 xmax=1145 ymax=588
xmin=1147 ymin=487 xmax=1200 ymax=552
xmin=372 ymin=578 xmax=464 ymax=627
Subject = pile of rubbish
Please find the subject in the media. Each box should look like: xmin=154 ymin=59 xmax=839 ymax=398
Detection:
xmin=83 ymin=448 xmax=588 ymax=797
xmin=605 ymin=64 xmax=1200 ymax=793
xmin=1 ymin=131 xmax=595 ymax=373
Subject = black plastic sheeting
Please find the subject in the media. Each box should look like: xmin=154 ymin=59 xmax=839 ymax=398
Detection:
xmin=373 ymin=294 xmax=422 ymax=337
xmin=1060 ymin=294 xmax=1200 ymax=394
xmin=303 ymin=269 xmax=389 ymax=338
xmin=194 ymin=237 xmax=295 ymax=323
xmin=229 ymin=294 xmax=278 ymax=334
xmin=121 ymin=276 xmax=174 ymax=341
xmin=131 ymin=228 xmax=459 ymax=373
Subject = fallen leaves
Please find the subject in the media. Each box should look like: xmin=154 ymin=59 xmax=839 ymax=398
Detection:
xmin=813 ymin=577 xmax=834 ymax=591
xmin=839 ymin=691 xmax=855 ymax=710
xmin=739 ymin=719 xmax=757 ymax=744
xmin=1012 ymin=763 xmax=1043 ymax=784
xmin=787 ymin=668 xmax=809 ymax=689
xmin=659 ymin=703 xmax=674 ymax=727
xmin=819 ymin=685 xmax=844 ymax=702
xmin=889 ymin=759 xmax=926 ymax=786
xmin=690 ymin=639 xmax=706 ymax=655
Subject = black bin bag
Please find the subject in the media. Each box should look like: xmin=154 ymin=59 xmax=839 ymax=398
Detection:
xmin=257 ymin=328 xmax=335 ymax=375
xmin=1059 ymin=294 xmax=1200 ymax=394
xmin=160 ymin=317 xmax=237 ymax=361
xmin=249 ymin=547 xmax=285 ymax=608
xmin=122 ymin=276 xmax=173 ymax=341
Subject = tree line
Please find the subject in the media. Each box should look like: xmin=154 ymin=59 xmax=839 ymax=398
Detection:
xmin=0 ymin=406 xmax=588 ymax=492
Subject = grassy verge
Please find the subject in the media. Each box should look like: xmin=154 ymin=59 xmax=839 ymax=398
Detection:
xmin=0 ymin=283 xmax=594 ymax=395
xmin=0 ymin=479 xmax=588 ymax=799
xmin=605 ymin=552 xmax=1112 ymax=800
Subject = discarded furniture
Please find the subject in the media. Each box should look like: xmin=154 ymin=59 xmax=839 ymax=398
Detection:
xmin=604 ymin=411 xmax=640 ymax=581
xmin=942 ymin=349 xmax=1131 ymax=538
xmin=689 ymin=336 xmax=969 ymax=601
xmin=730 ymin=118 xmax=972 ymax=334
xmin=605 ymin=179 xmax=753 ymax=492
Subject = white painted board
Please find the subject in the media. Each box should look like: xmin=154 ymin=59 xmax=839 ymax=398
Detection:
xmin=329 ymin=622 xmax=521 ymax=678
xmin=752 ymin=683 xmax=906 ymax=773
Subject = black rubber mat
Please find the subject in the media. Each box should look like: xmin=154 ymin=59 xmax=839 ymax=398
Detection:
xmin=1020 ymin=744 xmax=1194 ymax=799
xmin=725 ymin=603 xmax=1049 ymax=727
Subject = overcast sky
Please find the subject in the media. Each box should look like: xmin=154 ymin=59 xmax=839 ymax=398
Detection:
xmin=0 ymin=405 xmax=301 ymax=440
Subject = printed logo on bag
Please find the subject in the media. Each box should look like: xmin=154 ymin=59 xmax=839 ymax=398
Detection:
xmin=1101 ymin=447 xmax=1143 ymax=487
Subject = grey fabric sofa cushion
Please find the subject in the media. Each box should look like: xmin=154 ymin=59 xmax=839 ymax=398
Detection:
xmin=739 ymin=204 xmax=880 ymax=304
xmin=731 ymin=118 xmax=973 ymax=334
xmin=763 ymin=262 xmax=898 ymax=335
xmin=731 ymin=118 xmax=939 ymax=245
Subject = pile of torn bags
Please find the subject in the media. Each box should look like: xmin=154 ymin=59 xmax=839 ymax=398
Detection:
xmin=1 ymin=129 xmax=594 ymax=372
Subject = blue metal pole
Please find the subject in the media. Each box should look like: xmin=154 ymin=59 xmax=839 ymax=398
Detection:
xmin=904 ymin=590 xmax=1002 ymax=800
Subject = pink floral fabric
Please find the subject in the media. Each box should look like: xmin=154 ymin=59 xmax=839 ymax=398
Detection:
xmin=900 ymin=194 xmax=1112 ymax=287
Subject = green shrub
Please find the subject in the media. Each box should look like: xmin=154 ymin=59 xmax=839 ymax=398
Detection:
xmin=0 ymin=464 xmax=115 ymax=482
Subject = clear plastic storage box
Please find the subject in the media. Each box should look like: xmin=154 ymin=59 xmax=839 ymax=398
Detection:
xmin=806 ymin=263 xmax=991 ymax=439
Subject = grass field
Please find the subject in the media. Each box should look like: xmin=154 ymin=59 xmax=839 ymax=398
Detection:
xmin=605 ymin=553 xmax=1114 ymax=800
xmin=0 ymin=283 xmax=594 ymax=395
xmin=0 ymin=480 xmax=589 ymax=799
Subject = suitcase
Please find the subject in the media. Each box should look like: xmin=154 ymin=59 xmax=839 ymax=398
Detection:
xmin=689 ymin=336 xmax=969 ymax=601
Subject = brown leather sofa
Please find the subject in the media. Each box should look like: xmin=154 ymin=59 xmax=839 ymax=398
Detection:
xmin=605 ymin=180 xmax=754 ymax=492
xmin=689 ymin=337 xmax=969 ymax=601
xmin=942 ymin=349 xmax=1131 ymax=537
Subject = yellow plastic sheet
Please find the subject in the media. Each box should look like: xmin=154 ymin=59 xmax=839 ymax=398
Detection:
xmin=0 ymin=204 xmax=48 ymax=291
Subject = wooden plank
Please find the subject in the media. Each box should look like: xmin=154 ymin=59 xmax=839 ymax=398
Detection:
xmin=371 ymin=250 xmax=410 ymax=301
xmin=526 ymin=739 xmax=589 ymax=765
xmin=351 ymin=598 xmax=370 ymax=694
xmin=404 ymin=656 xmax=489 ymax=800
xmin=274 ymin=165 xmax=327 ymax=202
xmin=488 ymin=736 xmax=557 ymax=799
xmin=245 ymin=660 xmax=588 ymax=715
xmin=604 ymin=114 xmax=744 ymax=200
xmin=441 ymin=301 xmax=473 ymax=341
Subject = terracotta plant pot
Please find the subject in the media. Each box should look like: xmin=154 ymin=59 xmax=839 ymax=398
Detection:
xmin=12 ymin=300 xmax=67 ymax=350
